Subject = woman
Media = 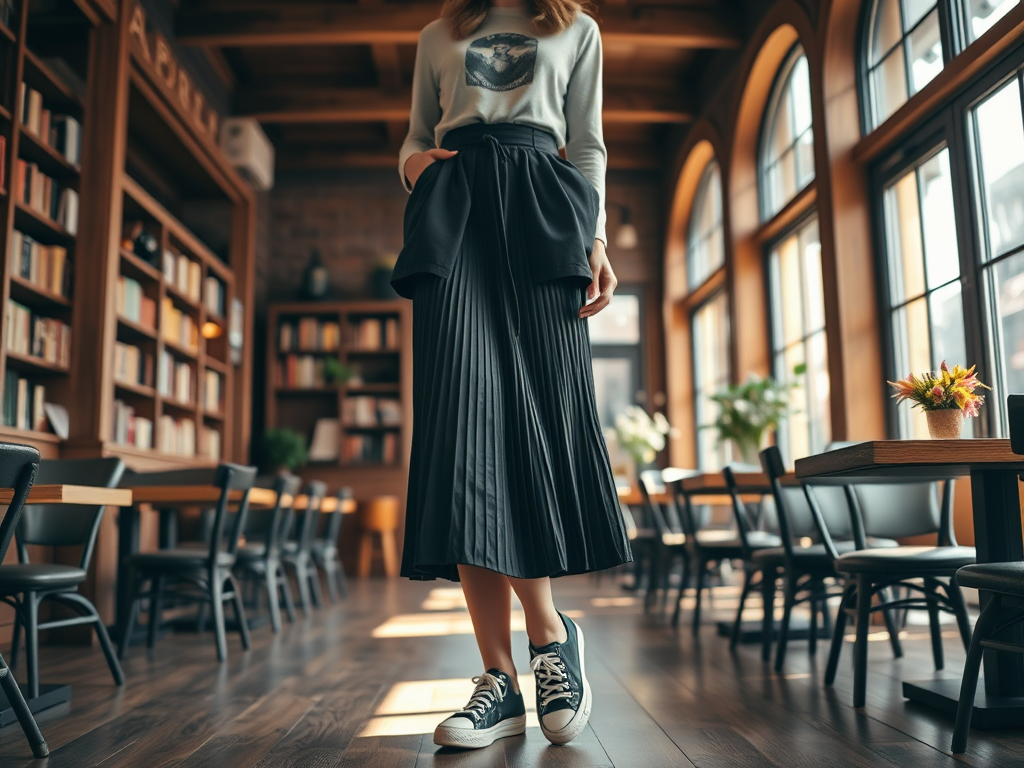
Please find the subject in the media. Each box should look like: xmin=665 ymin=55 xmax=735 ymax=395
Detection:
xmin=391 ymin=0 xmax=633 ymax=750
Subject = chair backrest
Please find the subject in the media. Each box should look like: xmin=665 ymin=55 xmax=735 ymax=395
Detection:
xmin=245 ymin=472 xmax=302 ymax=552
xmin=17 ymin=457 xmax=125 ymax=570
xmin=849 ymin=482 xmax=944 ymax=540
xmin=0 ymin=443 xmax=40 ymax=566
xmin=318 ymin=486 xmax=353 ymax=547
xmin=293 ymin=480 xmax=327 ymax=556
xmin=722 ymin=463 xmax=758 ymax=556
xmin=119 ymin=467 xmax=219 ymax=487
xmin=638 ymin=469 xmax=686 ymax=538
xmin=209 ymin=464 xmax=258 ymax=563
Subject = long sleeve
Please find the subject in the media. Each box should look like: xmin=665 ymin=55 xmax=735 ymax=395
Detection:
xmin=398 ymin=26 xmax=442 ymax=193
xmin=563 ymin=19 xmax=608 ymax=247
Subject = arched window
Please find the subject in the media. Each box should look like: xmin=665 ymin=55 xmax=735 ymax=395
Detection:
xmin=687 ymin=160 xmax=724 ymax=290
xmin=760 ymin=46 xmax=814 ymax=221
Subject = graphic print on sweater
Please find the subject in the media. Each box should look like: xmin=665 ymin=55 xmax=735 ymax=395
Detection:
xmin=465 ymin=32 xmax=538 ymax=92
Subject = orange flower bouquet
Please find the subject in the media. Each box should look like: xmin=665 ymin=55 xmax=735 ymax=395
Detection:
xmin=888 ymin=362 xmax=990 ymax=438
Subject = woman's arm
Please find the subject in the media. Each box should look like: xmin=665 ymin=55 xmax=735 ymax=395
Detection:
xmin=398 ymin=26 xmax=442 ymax=192
xmin=563 ymin=17 xmax=608 ymax=248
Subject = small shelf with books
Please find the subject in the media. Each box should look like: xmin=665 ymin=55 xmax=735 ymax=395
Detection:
xmin=9 ymin=273 xmax=71 ymax=310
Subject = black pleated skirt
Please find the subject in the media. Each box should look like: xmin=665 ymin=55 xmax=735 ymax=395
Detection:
xmin=397 ymin=122 xmax=633 ymax=582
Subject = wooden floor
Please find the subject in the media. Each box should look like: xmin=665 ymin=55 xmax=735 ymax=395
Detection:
xmin=0 ymin=574 xmax=1022 ymax=767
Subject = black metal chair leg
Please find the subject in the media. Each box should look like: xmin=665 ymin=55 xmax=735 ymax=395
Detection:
xmin=211 ymin=576 xmax=228 ymax=662
xmin=671 ymin=553 xmax=689 ymax=628
xmin=147 ymin=575 xmax=164 ymax=649
xmin=0 ymin=654 xmax=48 ymax=758
xmin=773 ymin=575 xmax=796 ymax=673
xmin=821 ymin=596 xmax=833 ymax=636
xmin=308 ymin=567 xmax=323 ymax=609
xmin=730 ymin=568 xmax=754 ymax=651
xmin=946 ymin=580 xmax=973 ymax=652
xmin=335 ymin=559 xmax=349 ymax=598
xmin=10 ymin=605 xmax=22 ymax=669
xmin=924 ymin=577 xmax=945 ymax=671
xmin=55 ymin=593 xmax=124 ymax=686
xmin=323 ymin=562 xmax=340 ymax=604
xmin=294 ymin=564 xmax=313 ymax=618
xmin=824 ymin=584 xmax=853 ymax=686
xmin=692 ymin=561 xmax=707 ymax=636
xmin=808 ymin=591 xmax=819 ymax=656
xmin=952 ymin=597 xmax=1002 ymax=754
xmin=279 ymin=564 xmax=297 ymax=623
xmin=881 ymin=586 xmax=903 ymax=658
xmin=117 ymin=578 xmax=141 ymax=660
xmin=228 ymin=575 xmax=251 ymax=651
xmin=265 ymin=565 xmax=282 ymax=633
xmin=24 ymin=592 xmax=39 ymax=699
xmin=853 ymin=574 xmax=871 ymax=708
xmin=761 ymin=568 xmax=776 ymax=663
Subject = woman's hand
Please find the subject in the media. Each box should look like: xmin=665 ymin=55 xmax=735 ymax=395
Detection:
xmin=580 ymin=239 xmax=616 ymax=318
xmin=405 ymin=148 xmax=459 ymax=189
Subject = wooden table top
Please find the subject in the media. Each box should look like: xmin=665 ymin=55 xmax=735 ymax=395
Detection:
xmin=122 ymin=486 xmax=280 ymax=509
xmin=0 ymin=484 xmax=133 ymax=506
xmin=795 ymin=438 xmax=1024 ymax=482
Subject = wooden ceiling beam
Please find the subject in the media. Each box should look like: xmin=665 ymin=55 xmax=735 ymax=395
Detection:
xmin=235 ymin=86 xmax=693 ymax=124
xmin=176 ymin=3 xmax=740 ymax=49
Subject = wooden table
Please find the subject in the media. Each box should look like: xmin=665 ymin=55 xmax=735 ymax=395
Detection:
xmin=289 ymin=495 xmax=358 ymax=514
xmin=0 ymin=485 xmax=132 ymax=729
xmin=796 ymin=438 xmax=1024 ymax=727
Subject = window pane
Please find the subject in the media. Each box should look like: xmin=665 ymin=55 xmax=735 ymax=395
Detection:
xmin=693 ymin=292 xmax=730 ymax=469
xmin=775 ymin=234 xmax=804 ymax=347
xmin=871 ymin=0 xmax=903 ymax=64
xmin=795 ymin=130 xmax=816 ymax=191
xmin=806 ymin=330 xmax=833 ymax=455
xmin=588 ymin=294 xmax=640 ymax=344
xmin=973 ymin=77 xmax=1024 ymax=261
xmin=592 ymin=358 xmax=633 ymax=429
xmin=885 ymin=168 xmax=926 ymax=305
xmin=871 ymin=48 xmax=910 ymax=126
xmin=791 ymin=57 xmax=813 ymax=136
xmin=919 ymin=150 xmax=960 ymax=290
xmin=966 ymin=0 xmax=1019 ymax=43
xmin=903 ymin=0 xmax=936 ymax=30
xmin=987 ymin=251 xmax=1024 ymax=404
xmin=761 ymin=48 xmax=815 ymax=219
xmin=801 ymin=220 xmax=825 ymax=334
xmin=892 ymin=297 xmax=933 ymax=378
xmin=907 ymin=9 xmax=943 ymax=95
xmin=929 ymin=281 xmax=967 ymax=371
xmin=687 ymin=161 xmax=725 ymax=290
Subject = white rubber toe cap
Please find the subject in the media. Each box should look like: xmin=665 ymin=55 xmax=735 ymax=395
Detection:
xmin=541 ymin=709 xmax=575 ymax=732
xmin=437 ymin=715 xmax=475 ymax=731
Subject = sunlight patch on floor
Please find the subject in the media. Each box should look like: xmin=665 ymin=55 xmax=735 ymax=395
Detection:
xmin=372 ymin=609 xmax=584 ymax=638
xmin=843 ymin=629 xmax=962 ymax=643
xmin=420 ymin=588 xmax=468 ymax=612
xmin=590 ymin=596 xmax=637 ymax=607
xmin=358 ymin=676 xmax=540 ymax=737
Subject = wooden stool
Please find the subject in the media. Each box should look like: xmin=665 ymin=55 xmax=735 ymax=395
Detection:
xmin=358 ymin=496 xmax=400 ymax=577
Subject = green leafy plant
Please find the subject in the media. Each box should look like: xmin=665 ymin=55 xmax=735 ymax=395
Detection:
xmin=604 ymin=405 xmax=672 ymax=466
xmin=324 ymin=358 xmax=354 ymax=385
xmin=703 ymin=364 xmax=806 ymax=464
xmin=258 ymin=427 xmax=308 ymax=472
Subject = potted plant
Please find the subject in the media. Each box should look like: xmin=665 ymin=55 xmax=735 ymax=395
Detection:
xmin=324 ymin=358 xmax=355 ymax=386
xmin=605 ymin=405 xmax=672 ymax=473
xmin=704 ymin=366 xmax=804 ymax=465
xmin=257 ymin=427 xmax=309 ymax=474
xmin=888 ymin=361 xmax=989 ymax=439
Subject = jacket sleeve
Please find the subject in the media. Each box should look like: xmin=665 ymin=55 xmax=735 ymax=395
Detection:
xmin=563 ymin=17 xmax=608 ymax=247
xmin=398 ymin=26 xmax=441 ymax=193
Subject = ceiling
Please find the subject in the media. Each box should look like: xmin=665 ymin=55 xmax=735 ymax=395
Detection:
xmin=174 ymin=0 xmax=746 ymax=172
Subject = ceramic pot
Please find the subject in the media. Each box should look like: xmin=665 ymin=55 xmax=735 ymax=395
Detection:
xmin=926 ymin=409 xmax=964 ymax=439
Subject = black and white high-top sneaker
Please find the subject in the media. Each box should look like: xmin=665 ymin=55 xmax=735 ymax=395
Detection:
xmin=433 ymin=669 xmax=526 ymax=749
xmin=528 ymin=612 xmax=593 ymax=744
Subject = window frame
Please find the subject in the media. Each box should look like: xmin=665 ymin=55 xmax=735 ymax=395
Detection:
xmin=686 ymin=159 xmax=725 ymax=291
xmin=589 ymin=283 xmax=646 ymax=426
xmin=690 ymin=289 xmax=731 ymax=469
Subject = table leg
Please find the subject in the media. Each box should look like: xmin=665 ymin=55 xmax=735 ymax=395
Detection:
xmin=115 ymin=504 xmax=141 ymax=646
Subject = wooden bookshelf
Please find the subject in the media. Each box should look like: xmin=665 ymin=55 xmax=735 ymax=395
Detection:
xmin=266 ymin=300 xmax=413 ymax=472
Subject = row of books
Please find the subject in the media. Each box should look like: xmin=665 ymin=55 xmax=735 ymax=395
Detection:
xmin=202 ymin=426 xmax=221 ymax=461
xmin=114 ymin=341 xmax=154 ymax=389
xmin=19 ymin=85 xmax=83 ymax=166
xmin=279 ymin=354 xmax=332 ymax=389
xmin=157 ymin=349 xmax=193 ymax=404
xmin=112 ymin=400 xmax=153 ymax=449
xmin=158 ymin=415 xmax=195 ymax=457
xmin=2 ymin=372 xmax=46 ymax=432
xmin=349 ymin=317 xmax=399 ymax=350
xmin=205 ymin=275 xmax=226 ymax=317
xmin=8 ymin=230 xmax=72 ymax=298
xmin=341 ymin=433 xmax=399 ymax=464
xmin=203 ymin=369 xmax=223 ymax=413
xmin=163 ymin=249 xmax=203 ymax=303
xmin=4 ymin=302 xmax=71 ymax=367
xmin=161 ymin=297 xmax=198 ymax=351
xmin=279 ymin=318 xmax=341 ymax=352
xmin=15 ymin=160 xmax=79 ymax=234
xmin=342 ymin=396 xmax=401 ymax=427
xmin=116 ymin=275 xmax=157 ymax=329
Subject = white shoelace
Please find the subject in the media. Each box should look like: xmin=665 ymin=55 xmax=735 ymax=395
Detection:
xmin=530 ymin=652 xmax=573 ymax=707
xmin=461 ymin=672 xmax=506 ymax=718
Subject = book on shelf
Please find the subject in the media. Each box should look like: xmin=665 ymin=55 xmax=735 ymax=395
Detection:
xmin=203 ymin=369 xmax=222 ymax=412
xmin=157 ymin=349 xmax=194 ymax=404
xmin=204 ymin=275 xmax=225 ymax=317
xmin=116 ymin=275 xmax=156 ymax=328
xmin=280 ymin=353 xmax=332 ymax=388
xmin=15 ymin=159 xmax=79 ymax=234
xmin=341 ymin=432 xmax=398 ymax=464
xmin=279 ymin=317 xmax=341 ymax=352
xmin=18 ymin=84 xmax=82 ymax=166
xmin=160 ymin=297 xmax=198 ymax=351
xmin=162 ymin=249 xmax=202 ymax=303
xmin=158 ymin=415 xmax=195 ymax=457
xmin=346 ymin=316 xmax=399 ymax=350
xmin=202 ymin=426 xmax=220 ymax=461
xmin=111 ymin=399 xmax=153 ymax=450
xmin=342 ymin=395 xmax=401 ymax=427
xmin=9 ymin=230 xmax=72 ymax=297
xmin=4 ymin=301 xmax=71 ymax=367
xmin=2 ymin=371 xmax=47 ymax=431
xmin=114 ymin=341 xmax=154 ymax=388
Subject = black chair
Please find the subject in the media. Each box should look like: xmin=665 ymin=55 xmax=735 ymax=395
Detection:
xmin=234 ymin=473 xmax=302 ymax=631
xmin=118 ymin=463 xmax=258 ymax=662
xmin=756 ymin=446 xmax=901 ymax=672
xmin=0 ymin=443 xmax=48 ymax=758
xmin=668 ymin=470 xmax=781 ymax=634
xmin=282 ymin=480 xmax=327 ymax=616
xmin=721 ymin=463 xmax=784 ymax=649
xmin=3 ymin=458 xmax=126 ymax=700
xmin=312 ymin=486 xmax=353 ymax=602
xmin=637 ymin=469 xmax=691 ymax=614
xmin=813 ymin=475 xmax=975 ymax=708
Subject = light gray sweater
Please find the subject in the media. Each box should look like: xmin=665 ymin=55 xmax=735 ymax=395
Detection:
xmin=398 ymin=5 xmax=608 ymax=246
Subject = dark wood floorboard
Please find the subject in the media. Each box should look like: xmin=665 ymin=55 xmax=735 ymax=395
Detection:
xmin=0 ymin=575 xmax=1022 ymax=766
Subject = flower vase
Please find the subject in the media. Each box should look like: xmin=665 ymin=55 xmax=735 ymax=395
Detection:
xmin=926 ymin=409 xmax=964 ymax=439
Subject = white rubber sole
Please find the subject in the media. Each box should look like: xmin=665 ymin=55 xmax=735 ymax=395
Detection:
xmin=433 ymin=714 xmax=527 ymax=749
xmin=540 ymin=620 xmax=593 ymax=745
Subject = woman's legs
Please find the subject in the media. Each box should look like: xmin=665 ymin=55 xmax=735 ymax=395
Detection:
xmin=507 ymin=575 xmax=567 ymax=647
xmin=457 ymin=564 xmax=519 ymax=692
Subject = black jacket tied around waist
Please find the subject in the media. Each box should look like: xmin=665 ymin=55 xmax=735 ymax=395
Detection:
xmin=390 ymin=122 xmax=600 ymax=307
